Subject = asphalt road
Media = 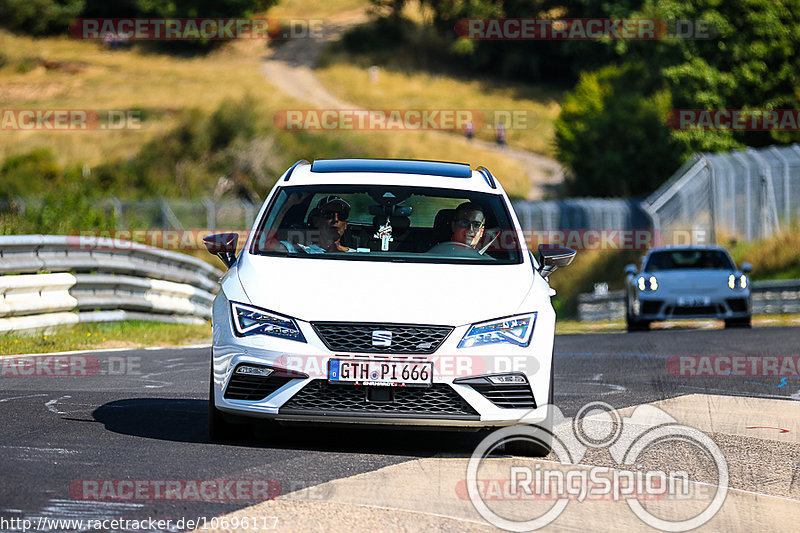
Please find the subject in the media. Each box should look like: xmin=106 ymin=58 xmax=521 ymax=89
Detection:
xmin=1 ymin=326 xmax=798 ymax=532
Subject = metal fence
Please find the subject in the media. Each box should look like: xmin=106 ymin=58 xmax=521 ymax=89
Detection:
xmin=0 ymin=235 xmax=223 ymax=333
xmin=578 ymin=279 xmax=800 ymax=322
xmin=511 ymin=198 xmax=652 ymax=231
xmin=644 ymin=144 xmax=800 ymax=243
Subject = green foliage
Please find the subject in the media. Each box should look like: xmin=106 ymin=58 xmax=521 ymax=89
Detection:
xmin=555 ymin=0 xmax=800 ymax=196
xmin=0 ymin=0 xmax=85 ymax=35
xmin=555 ymin=64 xmax=684 ymax=197
xmin=0 ymin=0 xmax=278 ymax=37
xmin=0 ymin=149 xmax=62 ymax=198
xmin=1 ymin=165 xmax=117 ymax=235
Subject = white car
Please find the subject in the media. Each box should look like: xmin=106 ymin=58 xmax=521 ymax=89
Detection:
xmin=203 ymin=159 xmax=575 ymax=455
xmin=624 ymin=245 xmax=752 ymax=331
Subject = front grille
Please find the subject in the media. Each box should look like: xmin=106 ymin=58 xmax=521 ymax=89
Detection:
xmin=280 ymin=380 xmax=478 ymax=418
xmin=469 ymin=383 xmax=537 ymax=409
xmin=224 ymin=374 xmax=293 ymax=401
xmin=311 ymin=322 xmax=453 ymax=354
xmin=726 ymin=298 xmax=748 ymax=313
xmin=641 ymin=300 xmax=664 ymax=315
xmin=671 ymin=305 xmax=718 ymax=316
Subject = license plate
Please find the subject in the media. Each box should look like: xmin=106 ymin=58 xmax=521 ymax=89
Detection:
xmin=328 ymin=359 xmax=432 ymax=387
xmin=678 ymin=296 xmax=710 ymax=307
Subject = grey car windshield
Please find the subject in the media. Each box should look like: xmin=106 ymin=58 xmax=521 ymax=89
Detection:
xmin=250 ymin=185 xmax=523 ymax=264
xmin=645 ymin=250 xmax=735 ymax=271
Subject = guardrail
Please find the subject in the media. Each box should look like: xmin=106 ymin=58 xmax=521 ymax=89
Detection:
xmin=0 ymin=235 xmax=223 ymax=333
xmin=578 ymin=279 xmax=800 ymax=322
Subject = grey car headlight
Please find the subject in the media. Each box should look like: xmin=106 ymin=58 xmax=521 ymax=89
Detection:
xmin=230 ymin=302 xmax=306 ymax=342
xmin=458 ymin=313 xmax=537 ymax=348
xmin=728 ymin=274 xmax=747 ymax=290
xmin=637 ymin=275 xmax=658 ymax=291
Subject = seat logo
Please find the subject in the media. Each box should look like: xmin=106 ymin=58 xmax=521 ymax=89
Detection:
xmin=371 ymin=330 xmax=392 ymax=347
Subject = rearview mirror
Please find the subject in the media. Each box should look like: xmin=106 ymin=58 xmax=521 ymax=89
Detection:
xmin=537 ymin=244 xmax=576 ymax=280
xmin=741 ymin=261 xmax=753 ymax=273
xmin=203 ymin=232 xmax=239 ymax=268
xmin=625 ymin=264 xmax=638 ymax=276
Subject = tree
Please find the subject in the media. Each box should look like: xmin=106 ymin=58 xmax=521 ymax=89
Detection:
xmin=0 ymin=0 xmax=85 ymax=35
xmin=555 ymin=64 xmax=683 ymax=197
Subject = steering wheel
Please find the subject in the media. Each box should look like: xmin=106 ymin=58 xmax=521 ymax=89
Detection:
xmin=426 ymin=241 xmax=483 ymax=257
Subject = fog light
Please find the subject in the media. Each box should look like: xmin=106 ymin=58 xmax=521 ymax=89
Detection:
xmin=235 ymin=365 xmax=273 ymax=377
xmin=488 ymin=374 xmax=528 ymax=384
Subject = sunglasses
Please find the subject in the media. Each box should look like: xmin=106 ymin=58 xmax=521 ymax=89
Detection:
xmin=455 ymin=219 xmax=484 ymax=230
xmin=320 ymin=209 xmax=348 ymax=221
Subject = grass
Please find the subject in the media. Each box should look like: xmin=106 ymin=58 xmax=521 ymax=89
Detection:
xmin=0 ymin=22 xmax=529 ymax=197
xmin=555 ymin=314 xmax=800 ymax=335
xmin=0 ymin=321 xmax=211 ymax=356
xmin=315 ymin=60 xmax=562 ymax=157
xmin=267 ymin=0 xmax=370 ymax=18
xmin=727 ymin=227 xmax=800 ymax=280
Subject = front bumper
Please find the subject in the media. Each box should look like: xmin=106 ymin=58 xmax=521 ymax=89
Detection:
xmin=211 ymin=293 xmax=554 ymax=429
xmin=633 ymin=292 xmax=751 ymax=321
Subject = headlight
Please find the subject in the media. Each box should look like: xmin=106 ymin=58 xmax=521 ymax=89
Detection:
xmin=458 ymin=313 xmax=536 ymax=348
xmin=728 ymin=274 xmax=747 ymax=290
xmin=637 ymin=276 xmax=658 ymax=291
xmin=230 ymin=302 xmax=306 ymax=342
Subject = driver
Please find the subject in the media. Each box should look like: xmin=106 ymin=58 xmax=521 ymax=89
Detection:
xmin=450 ymin=202 xmax=485 ymax=248
xmin=281 ymin=195 xmax=354 ymax=253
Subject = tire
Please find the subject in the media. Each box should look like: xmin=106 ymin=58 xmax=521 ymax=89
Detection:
xmin=209 ymin=366 xmax=248 ymax=442
xmin=504 ymin=363 xmax=554 ymax=457
xmin=626 ymin=308 xmax=650 ymax=332
xmin=725 ymin=316 xmax=751 ymax=328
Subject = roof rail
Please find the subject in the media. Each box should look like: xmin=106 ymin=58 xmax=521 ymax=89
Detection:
xmin=283 ymin=159 xmax=310 ymax=182
xmin=476 ymin=166 xmax=497 ymax=189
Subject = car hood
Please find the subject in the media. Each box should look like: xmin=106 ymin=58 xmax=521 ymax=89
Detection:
xmin=237 ymin=254 xmax=535 ymax=326
xmin=643 ymin=269 xmax=737 ymax=291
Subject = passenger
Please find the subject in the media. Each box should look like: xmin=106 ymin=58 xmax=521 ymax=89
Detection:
xmin=451 ymin=202 xmax=485 ymax=249
xmin=281 ymin=195 xmax=353 ymax=253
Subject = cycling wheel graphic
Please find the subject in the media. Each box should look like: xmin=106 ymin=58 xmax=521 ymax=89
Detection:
xmin=620 ymin=423 xmax=729 ymax=532
xmin=466 ymin=424 xmax=574 ymax=532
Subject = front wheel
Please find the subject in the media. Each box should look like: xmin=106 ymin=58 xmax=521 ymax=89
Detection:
xmin=626 ymin=307 xmax=650 ymax=332
xmin=505 ymin=364 xmax=554 ymax=457
xmin=725 ymin=316 xmax=751 ymax=328
xmin=209 ymin=367 xmax=249 ymax=442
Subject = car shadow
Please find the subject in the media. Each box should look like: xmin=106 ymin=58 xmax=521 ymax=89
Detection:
xmin=92 ymin=398 xmax=488 ymax=457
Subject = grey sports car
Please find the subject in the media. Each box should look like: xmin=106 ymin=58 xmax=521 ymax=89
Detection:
xmin=624 ymin=245 xmax=752 ymax=331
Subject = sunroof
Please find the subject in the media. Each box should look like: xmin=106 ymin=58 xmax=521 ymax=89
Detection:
xmin=310 ymin=159 xmax=472 ymax=178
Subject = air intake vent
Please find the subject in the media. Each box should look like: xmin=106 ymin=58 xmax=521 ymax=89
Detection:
xmin=280 ymin=380 xmax=478 ymax=418
xmin=224 ymin=372 xmax=294 ymax=401
xmin=455 ymin=375 xmax=536 ymax=409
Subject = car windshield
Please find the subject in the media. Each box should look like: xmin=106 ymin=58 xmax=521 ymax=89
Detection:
xmin=250 ymin=185 xmax=523 ymax=264
xmin=645 ymin=250 xmax=735 ymax=272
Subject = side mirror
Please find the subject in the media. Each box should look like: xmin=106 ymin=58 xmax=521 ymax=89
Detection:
xmin=741 ymin=262 xmax=752 ymax=274
xmin=625 ymin=264 xmax=638 ymax=276
xmin=203 ymin=232 xmax=239 ymax=268
xmin=537 ymin=244 xmax=576 ymax=280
